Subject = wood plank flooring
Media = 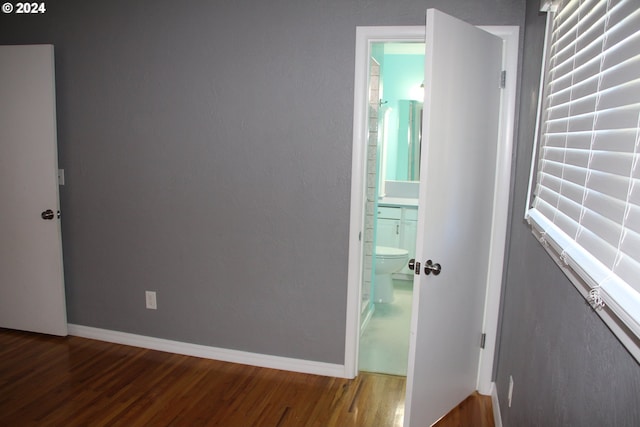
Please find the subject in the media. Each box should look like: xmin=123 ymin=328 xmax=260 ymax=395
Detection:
xmin=0 ymin=328 xmax=493 ymax=427
xmin=433 ymin=392 xmax=494 ymax=427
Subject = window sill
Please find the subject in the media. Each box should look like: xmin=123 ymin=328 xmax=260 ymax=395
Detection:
xmin=527 ymin=209 xmax=640 ymax=364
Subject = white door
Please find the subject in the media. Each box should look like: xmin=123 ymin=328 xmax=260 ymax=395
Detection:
xmin=0 ymin=45 xmax=67 ymax=336
xmin=404 ymin=10 xmax=503 ymax=426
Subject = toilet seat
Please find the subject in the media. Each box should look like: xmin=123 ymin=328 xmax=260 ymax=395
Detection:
xmin=375 ymin=245 xmax=409 ymax=259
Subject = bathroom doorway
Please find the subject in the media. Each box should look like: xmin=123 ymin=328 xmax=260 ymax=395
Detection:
xmin=345 ymin=20 xmax=518 ymax=426
xmin=357 ymin=41 xmax=425 ymax=377
xmin=346 ymin=18 xmax=518 ymax=395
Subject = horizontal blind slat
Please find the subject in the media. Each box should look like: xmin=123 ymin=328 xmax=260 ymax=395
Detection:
xmin=613 ymin=252 xmax=640 ymax=290
xmin=544 ymin=129 xmax=637 ymax=152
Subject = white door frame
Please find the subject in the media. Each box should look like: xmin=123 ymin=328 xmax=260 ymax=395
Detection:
xmin=344 ymin=25 xmax=518 ymax=394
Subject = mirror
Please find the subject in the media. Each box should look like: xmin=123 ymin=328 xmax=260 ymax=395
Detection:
xmin=396 ymin=100 xmax=422 ymax=181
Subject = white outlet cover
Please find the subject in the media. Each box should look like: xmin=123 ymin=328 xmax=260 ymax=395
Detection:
xmin=145 ymin=291 xmax=157 ymax=310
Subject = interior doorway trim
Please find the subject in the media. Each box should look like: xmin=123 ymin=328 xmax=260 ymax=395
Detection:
xmin=345 ymin=26 xmax=427 ymax=379
xmin=344 ymin=25 xmax=519 ymax=394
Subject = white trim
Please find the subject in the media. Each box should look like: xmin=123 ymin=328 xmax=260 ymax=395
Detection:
xmin=68 ymin=324 xmax=346 ymax=378
xmin=346 ymin=25 xmax=518 ymax=393
xmin=490 ymin=382 xmax=503 ymax=427
xmin=476 ymin=25 xmax=520 ymax=395
xmin=524 ymin=11 xmax=554 ymax=217
xmin=345 ymin=25 xmax=429 ymax=379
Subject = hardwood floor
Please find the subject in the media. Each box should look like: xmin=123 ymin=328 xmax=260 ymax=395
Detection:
xmin=433 ymin=392 xmax=494 ymax=427
xmin=0 ymin=328 xmax=493 ymax=426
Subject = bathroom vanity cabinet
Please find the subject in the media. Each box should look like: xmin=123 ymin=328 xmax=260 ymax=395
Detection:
xmin=377 ymin=207 xmax=402 ymax=248
xmin=377 ymin=205 xmax=418 ymax=276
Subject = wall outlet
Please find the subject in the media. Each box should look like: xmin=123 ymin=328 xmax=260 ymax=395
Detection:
xmin=145 ymin=291 xmax=157 ymax=310
xmin=508 ymin=375 xmax=514 ymax=408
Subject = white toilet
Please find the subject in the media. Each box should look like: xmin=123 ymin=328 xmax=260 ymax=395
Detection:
xmin=374 ymin=245 xmax=409 ymax=303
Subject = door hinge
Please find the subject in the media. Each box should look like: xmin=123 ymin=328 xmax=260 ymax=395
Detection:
xmin=500 ymin=70 xmax=506 ymax=89
xmin=480 ymin=333 xmax=486 ymax=349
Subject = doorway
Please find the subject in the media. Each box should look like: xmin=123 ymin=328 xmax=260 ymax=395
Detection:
xmin=357 ymin=41 xmax=425 ymax=377
xmin=344 ymin=23 xmax=519 ymax=400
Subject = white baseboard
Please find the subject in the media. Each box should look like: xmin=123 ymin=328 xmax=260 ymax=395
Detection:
xmin=491 ymin=382 xmax=503 ymax=427
xmin=360 ymin=304 xmax=374 ymax=335
xmin=68 ymin=324 xmax=346 ymax=378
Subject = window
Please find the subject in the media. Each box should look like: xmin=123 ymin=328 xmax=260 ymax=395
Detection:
xmin=527 ymin=0 xmax=640 ymax=359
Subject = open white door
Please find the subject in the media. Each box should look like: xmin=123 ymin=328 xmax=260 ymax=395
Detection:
xmin=404 ymin=10 xmax=503 ymax=426
xmin=0 ymin=45 xmax=67 ymax=336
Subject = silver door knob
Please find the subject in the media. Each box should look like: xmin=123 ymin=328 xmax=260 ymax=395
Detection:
xmin=41 ymin=209 xmax=54 ymax=220
xmin=424 ymin=260 xmax=442 ymax=275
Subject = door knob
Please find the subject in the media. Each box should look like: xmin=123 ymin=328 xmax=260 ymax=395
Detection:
xmin=424 ymin=259 xmax=442 ymax=275
xmin=41 ymin=209 xmax=55 ymax=220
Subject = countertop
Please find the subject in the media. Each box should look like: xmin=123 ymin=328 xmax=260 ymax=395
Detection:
xmin=378 ymin=197 xmax=419 ymax=207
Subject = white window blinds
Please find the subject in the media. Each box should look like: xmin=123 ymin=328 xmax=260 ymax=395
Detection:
xmin=527 ymin=0 xmax=640 ymax=347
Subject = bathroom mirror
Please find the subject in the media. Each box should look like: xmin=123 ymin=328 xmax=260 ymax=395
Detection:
xmin=396 ymin=99 xmax=422 ymax=181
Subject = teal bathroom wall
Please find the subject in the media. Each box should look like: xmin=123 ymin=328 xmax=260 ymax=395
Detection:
xmin=380 ymin=53 xmax=424 ymax=181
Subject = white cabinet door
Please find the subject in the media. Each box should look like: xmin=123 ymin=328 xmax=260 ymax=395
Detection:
xmin=376 ymin=218 xmax=400 ymax=248
xmin=376 ymin=207 xmax=402 ymax=248
xmin=0 ymin=45 xmax=67 ymax=336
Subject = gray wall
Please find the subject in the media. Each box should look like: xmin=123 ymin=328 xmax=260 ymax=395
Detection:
xmin=494 ymin=1 xmax=640 ymax=425
xmin=0 ymin=0 xmax=523 ymax=364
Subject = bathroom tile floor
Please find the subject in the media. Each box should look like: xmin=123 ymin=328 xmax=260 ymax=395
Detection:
xmin=359 ymin=279 xmax=413 ymax=376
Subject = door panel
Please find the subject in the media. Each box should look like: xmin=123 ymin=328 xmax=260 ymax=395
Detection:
xmin=404 ymin=10 xmax=502 ymax=426
xmin=0 ymin=45 xmax=67 ymax=336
